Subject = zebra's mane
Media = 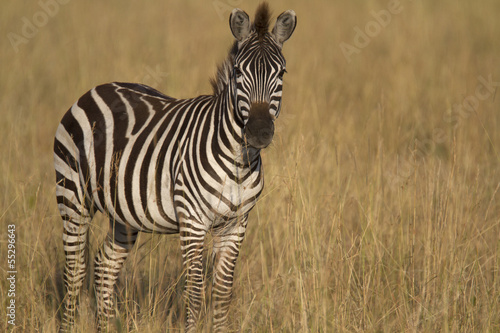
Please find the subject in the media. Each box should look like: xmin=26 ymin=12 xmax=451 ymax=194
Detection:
xmin=253 ymin=2 xmax=271 ymax=39
xmin=210 ymin=2 xmax=272 ymax=96
xmin=210 ymin=41 xmax=237 ymax=96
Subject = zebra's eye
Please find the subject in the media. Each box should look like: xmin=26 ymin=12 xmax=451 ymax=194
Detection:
xmin=234 ymin=67 xmax=243 ymax=78
xmin=278 ymin=68 xmax=287 ymax=79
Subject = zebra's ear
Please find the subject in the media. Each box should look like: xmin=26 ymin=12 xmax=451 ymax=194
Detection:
xmin=271 ymin=10 xmax=297 ymax=46
xmin=230 ymin=8 xmax=251 ymax=41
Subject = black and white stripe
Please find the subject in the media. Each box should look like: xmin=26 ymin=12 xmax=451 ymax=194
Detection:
xmin=54 ymin=3 xmax=296 ymax=332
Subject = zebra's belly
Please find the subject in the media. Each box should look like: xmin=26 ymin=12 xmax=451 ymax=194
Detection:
xmin=92 ymin=157 xmax=260 ymax=232
xmin=121 ymin=170 xmax=178 ymax=233
xmin=92 ymin=152 xmax=179 ymax=233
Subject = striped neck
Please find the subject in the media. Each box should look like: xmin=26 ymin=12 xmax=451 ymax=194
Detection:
xmin=215 ymin=81 xmax=262 ymax=168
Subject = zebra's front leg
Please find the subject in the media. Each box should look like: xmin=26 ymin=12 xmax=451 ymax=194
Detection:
xmin=212 ymin=216 xmax=248 ymax=332
xmin=180 ymin=219 xmax=208 ymax=332
xmin=94 ymin=221 xmax=138 ymax=331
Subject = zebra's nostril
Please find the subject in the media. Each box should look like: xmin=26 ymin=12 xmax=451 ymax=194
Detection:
xmin=244 ymin=118 xmax=274 ymax=148
xmin=260 ymin=128 xmax=273 ymax=140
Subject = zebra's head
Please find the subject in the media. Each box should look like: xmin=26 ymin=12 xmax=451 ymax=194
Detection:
xmin=229 ymin=4 xmax=296 ymax=149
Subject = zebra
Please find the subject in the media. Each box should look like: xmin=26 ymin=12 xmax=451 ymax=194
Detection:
xmin=54 ymin=3 xmax=296 ymax=332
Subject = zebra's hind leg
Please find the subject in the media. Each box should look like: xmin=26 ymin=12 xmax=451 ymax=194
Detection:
xmin=55 ymin=124 xmax=95 ymax=331
xmin=94 ymin=221 xmax=138 ymax=331
xmin=58 ymin=196 xmax=92 ymax=331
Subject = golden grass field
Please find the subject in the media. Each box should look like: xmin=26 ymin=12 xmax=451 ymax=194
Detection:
xmin=1 ymin=0 xmax=500 ymax=331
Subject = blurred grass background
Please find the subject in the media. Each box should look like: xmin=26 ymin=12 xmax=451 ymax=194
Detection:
xmin=1 ymin=0 xmax=500 ymax=331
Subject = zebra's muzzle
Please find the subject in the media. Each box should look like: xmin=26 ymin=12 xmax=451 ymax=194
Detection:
xmin=244 ymin=102 xmax=275 ymax=149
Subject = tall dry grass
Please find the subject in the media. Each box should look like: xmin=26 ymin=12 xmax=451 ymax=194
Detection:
xmin=1 ymin=0 xmax=500 ymax=331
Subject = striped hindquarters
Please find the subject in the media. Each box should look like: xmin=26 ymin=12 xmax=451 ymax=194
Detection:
xmin=54 ymin=82 xmax=184 ymax=233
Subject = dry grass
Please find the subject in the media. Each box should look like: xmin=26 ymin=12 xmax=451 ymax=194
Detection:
xmin=1 ymin=0 xmax=500 ymax=331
